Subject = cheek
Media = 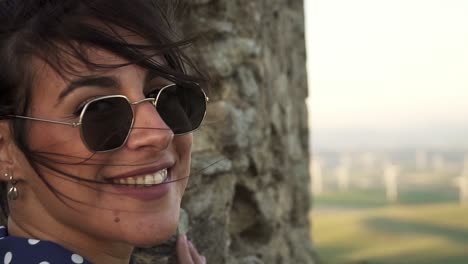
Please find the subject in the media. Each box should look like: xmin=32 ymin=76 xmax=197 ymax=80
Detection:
xmin=27 ymin=121 xmax=90 ymax=157
xmin=29 ymin=123 xmax=66 ymax=149
xmin=26 ymin=123 xmax=102 ymax=186
xmin=174 ymin=134 xmax=192 ymax=169
xmin=173 ymin=134 xmax=192 ymax=194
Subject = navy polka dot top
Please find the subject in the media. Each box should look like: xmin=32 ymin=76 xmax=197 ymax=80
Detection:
xmin=0 ymin=226 xmax=93 ymax=264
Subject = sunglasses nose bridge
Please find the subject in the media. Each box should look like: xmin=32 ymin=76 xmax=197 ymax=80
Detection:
xmin=129 ymin=97 xmax=164 ymax=127
xmin=125 ymin=98 xmax=173 ymax=152
xmin=130 ymin=97 xmax=156 ymax=106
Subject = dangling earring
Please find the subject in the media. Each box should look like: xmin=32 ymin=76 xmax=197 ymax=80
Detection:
xmin=5 ymin=171 xmax=18 ymax=201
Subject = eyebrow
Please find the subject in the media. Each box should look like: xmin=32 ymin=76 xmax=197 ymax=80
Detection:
xmin=58 ymin=76 xmax=120 ymax=100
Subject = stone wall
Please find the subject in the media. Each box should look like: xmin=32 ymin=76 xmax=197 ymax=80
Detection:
xmin=175 ymin=0 xmax=315 ymax=263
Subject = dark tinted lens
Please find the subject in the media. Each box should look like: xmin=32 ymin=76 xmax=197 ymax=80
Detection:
xmin=156 ymin=84 xmax=206 ymax=134
xmin=81 ymin=97 xmax=133 ymax=152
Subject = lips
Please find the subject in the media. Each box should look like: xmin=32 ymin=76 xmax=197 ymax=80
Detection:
xmin=104 ymin=161 xmax=174 ymax=186
xmin=105 ymin=165 xmax=174 ymax=201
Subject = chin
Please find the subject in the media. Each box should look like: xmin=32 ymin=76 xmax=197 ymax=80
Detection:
xmin=126 ymin=209 xmax=180 ymax=247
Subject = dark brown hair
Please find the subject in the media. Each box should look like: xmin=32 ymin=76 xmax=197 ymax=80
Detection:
xmin=0 ymin=0 xmax=203 ymax=218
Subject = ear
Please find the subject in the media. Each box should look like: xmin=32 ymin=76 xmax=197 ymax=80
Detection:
xmin=0 ymin=121 xmax=23 ymax=183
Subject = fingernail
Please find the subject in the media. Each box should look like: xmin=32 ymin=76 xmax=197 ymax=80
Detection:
xmin=188 ymin=240 xmax=194 ymax=247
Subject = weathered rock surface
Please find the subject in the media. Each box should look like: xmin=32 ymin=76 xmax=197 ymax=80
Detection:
xmin=139 ymin=0 xmax=316 ymax=263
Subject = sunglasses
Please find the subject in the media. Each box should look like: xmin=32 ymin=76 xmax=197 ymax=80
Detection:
xmin=10 ymin=83 xmax=208 ymax=152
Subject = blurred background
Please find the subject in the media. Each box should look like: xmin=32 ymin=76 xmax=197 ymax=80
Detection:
xmin=305 ymin=0 xmax=468 ymax=263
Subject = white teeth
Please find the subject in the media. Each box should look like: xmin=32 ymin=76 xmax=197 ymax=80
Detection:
xmin=127 ymin=177 xmax=135 ymax=185
xmin=112 ymin=169 xmax=168 ymax=186
xmin=136 ymin=177 xmax=145 ymax=185
xmin=145 ymin=175 xmax=153 ymax=186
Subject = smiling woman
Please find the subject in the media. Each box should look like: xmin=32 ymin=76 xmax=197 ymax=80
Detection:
xmin=0 ymin=0 xmax=207 ymax=263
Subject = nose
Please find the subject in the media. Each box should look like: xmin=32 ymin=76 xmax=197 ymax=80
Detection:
xmin=125 ymin=100 xmax=174 ymax=151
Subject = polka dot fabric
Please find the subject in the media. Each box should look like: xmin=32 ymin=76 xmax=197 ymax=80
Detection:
xmin=0 ymin=226 xmax=92 ymax=264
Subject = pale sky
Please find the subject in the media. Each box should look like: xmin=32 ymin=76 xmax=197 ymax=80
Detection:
xmin=305 ymin=0 xmax=468 ymax=132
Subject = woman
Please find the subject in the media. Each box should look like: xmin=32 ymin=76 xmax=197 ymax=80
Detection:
xmin=0 ymin=0 xmax=207 ymax=263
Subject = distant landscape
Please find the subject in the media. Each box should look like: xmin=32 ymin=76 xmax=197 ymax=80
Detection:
xmin=310 ymin=145 xmax=468 ymax=264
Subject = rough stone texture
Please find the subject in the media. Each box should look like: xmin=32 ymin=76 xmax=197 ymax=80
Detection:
xmin=143 ymin=0 xmax=315 ymax=263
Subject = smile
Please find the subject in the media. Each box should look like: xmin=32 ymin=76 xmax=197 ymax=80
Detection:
xmin=111 ymin=169 xmax=168 ymax=186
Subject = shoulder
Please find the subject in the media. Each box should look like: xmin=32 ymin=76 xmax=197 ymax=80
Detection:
xmin=0 ymin=225 xmax=91 ymax=264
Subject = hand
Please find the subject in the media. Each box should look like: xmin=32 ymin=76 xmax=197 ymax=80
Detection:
xmin=176 ymin=234 xmax=206 ymax=264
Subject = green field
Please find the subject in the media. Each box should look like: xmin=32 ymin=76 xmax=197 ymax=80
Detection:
xmin=311 ymin=189 xmax=468 ymax=264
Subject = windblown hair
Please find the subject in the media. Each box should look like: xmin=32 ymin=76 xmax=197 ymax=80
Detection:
xmin=0 ymin=0 xmax=203 ymax=218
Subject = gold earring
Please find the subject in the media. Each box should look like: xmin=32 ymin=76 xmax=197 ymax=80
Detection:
xmin=5 ymin=171 xmax=18 ymax=201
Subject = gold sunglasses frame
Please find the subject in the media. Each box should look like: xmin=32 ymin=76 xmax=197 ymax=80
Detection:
xmin=9 ymin=83 xmax=209 ymax=152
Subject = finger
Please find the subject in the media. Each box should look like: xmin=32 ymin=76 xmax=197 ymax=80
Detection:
xmin=176 ymin=234 xmax=194 ymax=264
xmin=188 ymin=240 xmax=206 ymax=264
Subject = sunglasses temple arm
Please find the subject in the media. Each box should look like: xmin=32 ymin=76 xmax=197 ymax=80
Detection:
xmin=8 ymin=115 xmax=81 ymax=127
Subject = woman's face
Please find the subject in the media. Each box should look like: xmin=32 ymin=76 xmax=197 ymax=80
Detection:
xmin=8 ymin=45 xmax=192 ymax=249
